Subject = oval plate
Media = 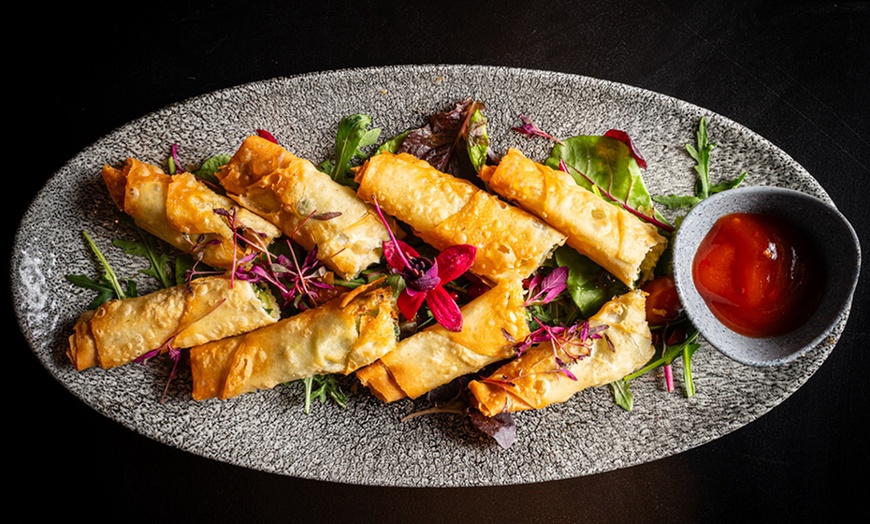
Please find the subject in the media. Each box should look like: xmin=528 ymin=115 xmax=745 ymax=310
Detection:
xmin=11 ymin=65 xmax=844 ymax=487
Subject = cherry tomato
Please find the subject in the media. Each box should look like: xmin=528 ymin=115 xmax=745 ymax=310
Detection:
xmin=642 ymin=275 xmax=683 ymax=326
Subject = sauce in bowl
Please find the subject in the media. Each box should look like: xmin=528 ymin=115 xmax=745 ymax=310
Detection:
xmin=692 ymin=212 xmax=824 ymax=338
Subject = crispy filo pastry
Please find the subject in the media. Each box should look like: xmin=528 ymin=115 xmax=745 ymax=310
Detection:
xmin=479 ymin=148 xmax=668 ymax=288
xmin=215 ymin=135 xmax=397 ymax=280
xmin=102 ymin=158 xmax=282 ymax=270
xmin=354 ymin=151 xmax=567 ymax=285
xmin=188 ymin=279 xmax=398 ymax=401
xmin=355 ymin=279 xmax=530 ymax=402
xmin=67 ymin=276 xmax=280 ymax=371
xmin=466 ymin=289 xmax=653 ymax=417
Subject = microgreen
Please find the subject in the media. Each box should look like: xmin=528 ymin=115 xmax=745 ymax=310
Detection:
xmin=168 ymin=143 xmax=184 ymax=175
xmin=113 ymin=225 xmax=174 ymax=289
xmin=231 ymin=209 xmax=337 ymax=312
xmin=512 ymin=114 xmax=563 ymax=144
xmin=653 ymin=116 xmax=747 ymax=210
xmin=300 ymin=375 xmax=347 ymax=414
xmin=618 ymin=327 xmax=701 ymax=408
xmin=65 ymin=230 xmax=138 ymax=308
xmin=523 ymin=266 xmax=568 ymax=306
xmin=322 ymin=114 xmax=381 ymax=186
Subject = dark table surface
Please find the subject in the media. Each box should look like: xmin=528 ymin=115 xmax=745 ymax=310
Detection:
xmin=11 ymin=1 xmax=868 ymax=522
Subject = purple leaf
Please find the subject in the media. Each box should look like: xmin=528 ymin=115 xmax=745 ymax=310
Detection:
xmin=256 ymin=129 xmax=278 ymax=143
xmin=512 ymin=115 xmax=563 ymax=144
xmin=604 ymin=129 xmax=647 ymax=169
xmin=468 ymin=409 xmax=517 ymax=449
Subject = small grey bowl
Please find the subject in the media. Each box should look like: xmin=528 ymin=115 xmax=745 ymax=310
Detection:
xmin=672 ymin=186 xmax=861 ymax=366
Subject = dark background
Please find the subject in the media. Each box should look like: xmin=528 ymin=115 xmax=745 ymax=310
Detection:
xmin=11 ymin=1 xmax=868 ymax=522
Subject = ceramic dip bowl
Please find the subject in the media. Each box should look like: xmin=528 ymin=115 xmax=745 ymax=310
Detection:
xmin=672 ymin=186 xmax=861 ymax=366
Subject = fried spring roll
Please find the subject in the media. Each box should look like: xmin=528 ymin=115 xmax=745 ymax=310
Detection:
xmin=354 ymin=152 xmax=567 ymax=285
xmin=467 ymin=289 xmax=653 ymax=417
xmin=67 ymin=276 xmax=280 ymax=371
xmin=216 ymin=135 xmax=397 ymax=280
xmin=188 ymin=280 xmax=398 ymax=401
xmin=102 ymin=158 xmax=282 ymax=270
xmin=479 ymin=148 xmax=668 ymax=288
xmin=355 ymin=279 xmax=529 ymax=402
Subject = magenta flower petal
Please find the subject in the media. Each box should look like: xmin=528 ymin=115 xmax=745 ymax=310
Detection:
xmin=435 ymin=244 xmax=477 ymax=283
xmin=383 ymin=239 xmax=421 ymax=270
xmin=398 ymin=290 xmax=426 ymax=321
xmin=426 ymin=285 xmax=463 ymax=332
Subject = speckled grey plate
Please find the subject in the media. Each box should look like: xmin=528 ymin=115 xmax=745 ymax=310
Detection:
xmin=11 ymin=65 xmax=845 ymax=487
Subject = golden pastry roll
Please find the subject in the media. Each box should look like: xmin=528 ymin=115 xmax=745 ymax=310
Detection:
xmin=216 ymin=135 xmax=396 ymax=280
xmin=354 ymin=151 xmax=567 ymax=285
xmin=188 ymin=280 xmax=398 ymax=401
xmin=66 ymin=276 xmax=280 ymax=371
xmin=479 ymin=148 xmax=668 ymax=288
xmin=102 ymin=158 xmax=282 ymax=270
xmin=466 ymin=289 xmax=653 ymax=417
xmin=355 ymin=278 xmax=529 ymax=402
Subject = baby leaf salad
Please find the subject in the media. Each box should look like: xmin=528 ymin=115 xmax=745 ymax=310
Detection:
xmin=67 ymin=99 xmax=746 ymax=449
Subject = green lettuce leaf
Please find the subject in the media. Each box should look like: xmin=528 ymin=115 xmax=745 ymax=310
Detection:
xmin=545 ymin=135 xmax=668 ymax=225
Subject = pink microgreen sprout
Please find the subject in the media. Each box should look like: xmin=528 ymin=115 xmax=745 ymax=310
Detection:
xmin=134 ymin=297 xmax=228 ymax=402
xmin=170 ymin=143 xmax=186 ymax=174
xmin=511 ymin=319 xmax=610 ymax=383
xmin=511 ymin=115 xmax=564 ymax=144
xmin=371 ymin=196 xmax=476 ymax=332
xmin=523 ymin=266 xmax=568 ymax=306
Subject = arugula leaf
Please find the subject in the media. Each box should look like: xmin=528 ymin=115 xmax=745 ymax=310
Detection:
xmin=64 ymin=274 xmax=136 ymax=309
xmin=653 ymin=116 xmax=746 ymax=210
xmin=82 ymin=230 xmax=128 ymax=299
xmin=326 ymin=114 xmax=381 ymax=186
xmin=609 ymin=379 xmax=634 ymax=411
xmin=65 ymin=230 xmax=137 ymax=308
xmin=687 ymin=116 xmax=715 ymax=200
xmin=301 ymin=375 xmax=347 ymax=414
xmin=113 ymin=227 xmax=173 ymax=288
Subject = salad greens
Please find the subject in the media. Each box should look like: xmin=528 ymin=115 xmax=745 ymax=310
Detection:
xmin=320 ymin=113 xmax=381 ymax=186
xmin=653 ymin=116 xmax=746 ymax=210
xmin=67 ymin=99 xmax=747 ymax=448
xmin=65 ymin=230 xmax=138 ymax=308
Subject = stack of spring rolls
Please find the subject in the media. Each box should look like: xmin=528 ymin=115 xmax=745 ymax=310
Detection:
xmin=70 ymin=130 xmax=667 ymax=417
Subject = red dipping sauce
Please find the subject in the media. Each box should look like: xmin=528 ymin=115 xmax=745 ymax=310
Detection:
xmin=692 ymin=212 xmax=824 ymax=338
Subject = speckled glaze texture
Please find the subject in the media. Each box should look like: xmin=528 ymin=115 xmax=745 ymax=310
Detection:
xmin=11 ymin=65 xmax=848 ymax=487
xmin=673 ymin=187 xmax=860 ymax=367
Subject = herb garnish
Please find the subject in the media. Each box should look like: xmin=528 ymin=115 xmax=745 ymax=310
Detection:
xmin=301 ymin=375 xmax=348 ymax=414
xmin=653 ymin=116 xmax=746 ymax=210
xmin=65 ymin=230 xmax=138 ymax=308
